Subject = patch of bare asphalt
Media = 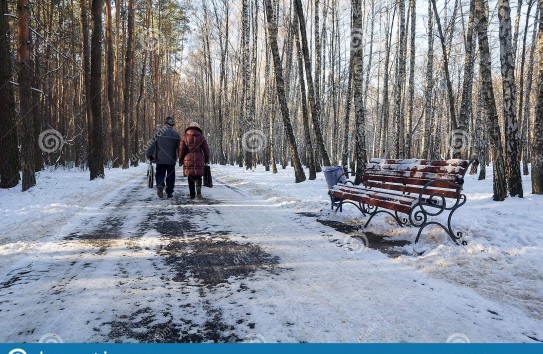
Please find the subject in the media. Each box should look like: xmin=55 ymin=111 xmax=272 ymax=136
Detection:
xmin=296 ymin=212 xmax=411 ymax=258
xmin=104 ymin=185 xmax=281 ymax=342
xmin=64 ymin=186 xmax=140 ymax=254
xmin=104 ymin=306 xmax=240 ymax=343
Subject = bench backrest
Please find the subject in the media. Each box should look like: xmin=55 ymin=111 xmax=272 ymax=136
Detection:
xmin=363 ymin=158 xmax=470 ymax=198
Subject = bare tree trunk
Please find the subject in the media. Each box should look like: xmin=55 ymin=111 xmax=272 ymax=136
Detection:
xmin=237 ymin=0 xmax=250 ymax=167
xmin=475 ymin=0 xmax=507 ymax=201
xmin=264 ymin=0 xmax=306 ymax=182
xmin=352 ymin=0 xmax=367 ymax=184
xmin=512 ymin=0 xmax=524 ymax=64
xmin=422 ymin=1 xmax=434 ymax=159
xmin=522 ymin=3 xmax=539 ymax=175
xmin=250 ymin=0 xmax=259 ymax=168
xmin=212 ymin=0 xmax=228 ymax=165
xmin=405 ymin=0 xmax=415 ymax=158
xmin=498 ymin=0 xmax=523 ymax=197
xmin=342 ymin=50 xmax=354 ymax=174
xmin=532 ymin=0 xmax=543 ymax=194
xmin=105 ymin=0 xmax=117 ymax=166
xmin=294 ymin=0 xmax=331 ymax=167
xmin=430 ymin=0 xmax=458 ymax=132
xmin=89 ymin=0 xmax=105 ymax=179
xmin=392 ymin=0 xmax=407 ymax=158
xmin=380 ymin=1 xmax=395 ymax=158
xmin=0 ymin=0 xmax=20 ymax=188
xmin=294 ymin=11 xmax=316 ymax=180
xmin=517 ymin=0 xmax=535 ymax=175
xmin=315 ymin=0 xmax=322 ymax=119
xmin=122 ymin=0 xmax=134 ymax=169
xmin=475 ymin=86 xmax=487 ymax=180
xmin=457 ymin=0 xmax=476 ymax=159
xmin=18 ymin=0 xmax=36 ymax=191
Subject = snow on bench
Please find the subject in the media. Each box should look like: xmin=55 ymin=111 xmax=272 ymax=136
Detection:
xmin=327 ymin=158 xmax=472 ymax=246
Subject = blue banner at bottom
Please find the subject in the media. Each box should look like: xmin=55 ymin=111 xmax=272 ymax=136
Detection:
xmin=0 ymin=344 xmax=542 ymax=354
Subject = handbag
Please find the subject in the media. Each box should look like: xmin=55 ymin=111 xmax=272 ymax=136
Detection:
xmin=203 ymin=165 xmax=213 ymax=188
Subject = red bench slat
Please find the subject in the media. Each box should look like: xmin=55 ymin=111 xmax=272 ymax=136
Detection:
xmin=330 ymin=189 xmax=413 ymax=215
xmin=362 ymin=180 xmax=459 ymax=199
xmin=362 ymin=174 xmax=458 ymax=189
xmin=369 ymin=158 xmax=470 ymax=169
xmin=332 ymin=185 xmax=417 ymax=206
xmin=366 ymin=163 xmax=467 ymax=176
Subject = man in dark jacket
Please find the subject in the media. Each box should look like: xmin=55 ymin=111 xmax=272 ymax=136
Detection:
xmin=146 ymin=117 xmax=181 ymax=198
xmin=178 ymin=122 xmax=211 ymax=199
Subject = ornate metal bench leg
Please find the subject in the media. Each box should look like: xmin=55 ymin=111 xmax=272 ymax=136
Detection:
xmin=410 ymin=193 xmax=467 ymax=246
xmin=414 ymin=222 xmax=460 ymax=245
xmin=394 ymin=211 xmax=409 ymax=227
xmin=363 ymin=208 xmax=406 ymax=228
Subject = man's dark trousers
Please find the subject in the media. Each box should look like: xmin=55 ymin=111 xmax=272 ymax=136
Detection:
xmin=156 ymin=164 xmax=176 ymax=195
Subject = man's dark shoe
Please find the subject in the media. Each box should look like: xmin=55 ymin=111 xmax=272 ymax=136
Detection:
xmin=157 ymin=185 xmax=164 ymax=198
xmin=167 ymin=193 xmax=173 ymax=198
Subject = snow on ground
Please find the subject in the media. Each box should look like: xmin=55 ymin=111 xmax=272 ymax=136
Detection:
xmin=0 ymin=165 xmax=146 ymax=268
xmin=213 ymin=164 xmax=543 ymax=323
xmin=0 ymin=163 xmax=541 ymax=343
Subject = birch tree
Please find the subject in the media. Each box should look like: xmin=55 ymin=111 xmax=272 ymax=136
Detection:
xmin=498 ymin=0 xmax=523 ymax=197
xmin=264 ymin=0 xmax=306 ymax=183
xmin=422 ymin=1 xmax=434 ymax=159
xmin=475 ymin=0 xmax=508 ymax=201
xmin=532 ymin=0 xmax=543 ymax=194
xmin=457 ymin=0 xmax=476 ymax=159
xmin=392 ymin=0 xmax=407 ymax=158
xmin=294 ymin=0 xmax=331 ymax=167
xmin=352 ymin=0 xmax=367 ymax=183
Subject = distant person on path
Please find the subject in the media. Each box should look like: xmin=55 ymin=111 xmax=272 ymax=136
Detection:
xmin=146 ymin=117 xmax=181 ymax=199
xmin=178 ymin=122 xmax=211 ymax=199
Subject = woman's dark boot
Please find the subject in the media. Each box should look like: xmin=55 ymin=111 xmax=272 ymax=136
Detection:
xmin=196 ymin=179 xmax=202 ymax=198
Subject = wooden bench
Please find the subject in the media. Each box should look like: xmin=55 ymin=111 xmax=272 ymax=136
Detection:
xmin=328 ymin=158 xmax=472 ymax=245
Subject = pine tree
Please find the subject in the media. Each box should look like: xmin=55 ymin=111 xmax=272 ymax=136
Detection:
xmin=89 ymin=0 xmax=105 ymax=180
xmin=0 ymin=0 xmax=20 ymax=188
xmin=18 ymin=0 xmax=36 ymax=191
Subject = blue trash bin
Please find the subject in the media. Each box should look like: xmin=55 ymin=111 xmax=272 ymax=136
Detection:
xmin=323 ymin=166 xmax=347 ymax=206
xmin=323 ymin=166 xmax=346 ymax=189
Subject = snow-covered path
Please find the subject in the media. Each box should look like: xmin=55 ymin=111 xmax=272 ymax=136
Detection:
xmin=0 ymin=167 xmax=541 ymax=343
